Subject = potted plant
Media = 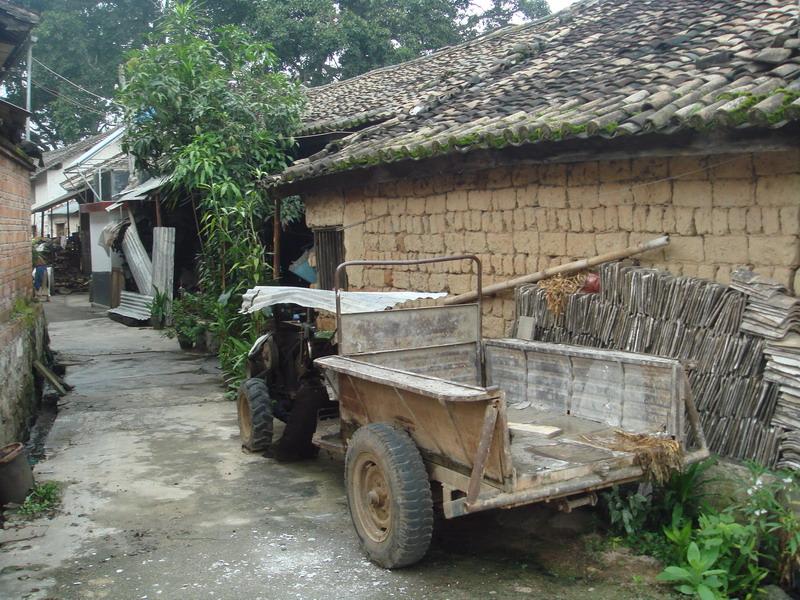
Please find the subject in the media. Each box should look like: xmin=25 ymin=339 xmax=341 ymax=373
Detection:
xmin=164 ymin=292 xmax=201 ymax=350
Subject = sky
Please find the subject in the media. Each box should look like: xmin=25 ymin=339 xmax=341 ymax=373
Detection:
xmin=471 ymin=0 xmax=578 ymax=22
xmin=549 ymin=0 xmax=577 ymax=11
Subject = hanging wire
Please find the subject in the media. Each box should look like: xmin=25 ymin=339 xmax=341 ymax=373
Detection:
xmin=33 ymin=58 xmax=122 ymax=107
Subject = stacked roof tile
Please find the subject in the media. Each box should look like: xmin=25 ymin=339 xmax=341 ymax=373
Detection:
xmin=289 ymin=0 xmax=800 ymax=184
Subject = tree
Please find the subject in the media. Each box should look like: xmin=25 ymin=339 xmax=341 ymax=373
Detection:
xmin=12 ymin=0 xmax=550 ymax=146
xmin=9 ymin=0 xmax=159 ymax=148
xmin=473 ymin=0 xmax=551 ymax=31
xmin=246 ymin=0 xmax=551 ymax=85
xmin=119 ymin=0 xmax=304 ymax=295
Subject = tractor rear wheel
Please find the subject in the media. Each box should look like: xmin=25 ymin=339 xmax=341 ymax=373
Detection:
xmin=237 ymin=378 xmax=273 ymax=452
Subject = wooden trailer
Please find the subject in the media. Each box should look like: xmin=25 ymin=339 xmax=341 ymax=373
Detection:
xmin=313 ymin=255 xmax=709 ymax=569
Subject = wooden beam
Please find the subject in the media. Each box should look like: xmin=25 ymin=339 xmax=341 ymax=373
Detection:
xmin=154 ymin=191 xmax=162 ymax=227
xmin=33 ymin=360 xmax=68 ymax=396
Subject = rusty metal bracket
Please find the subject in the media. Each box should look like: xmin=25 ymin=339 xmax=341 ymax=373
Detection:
xmin=465 ymin=399 xmax=499 ymax=507
xmin=556 ymin=492 xmax=598 ymax=513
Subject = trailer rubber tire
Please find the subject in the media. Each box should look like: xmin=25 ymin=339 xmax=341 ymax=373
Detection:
xmin=237 ymin=378 xmax=273 ymax=452
xmin=345 ymin=423 xmax=433 ymax=569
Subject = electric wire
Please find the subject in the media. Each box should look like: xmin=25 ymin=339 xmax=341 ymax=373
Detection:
xmin=33 ymin=58 xmax=122 ymax=106
xmin=32 ymin=81 xmax=109 ymax=116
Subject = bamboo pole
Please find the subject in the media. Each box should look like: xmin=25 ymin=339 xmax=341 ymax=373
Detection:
xmin=272 ymin=195 xmax=282 ymax=281
xmin=443 ymin=234 xmax=670 ymax=305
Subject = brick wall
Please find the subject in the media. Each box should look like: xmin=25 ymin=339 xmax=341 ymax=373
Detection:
xmin=0 ymin=150 xmax=35 ymax=318
xmin=304 ymin=149 xmax=800 ymax=337
xmin=0 ymin=311 xmax=46 ymax=446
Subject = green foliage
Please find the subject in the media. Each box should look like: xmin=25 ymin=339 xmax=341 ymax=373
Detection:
xmin=656 ymin=542 xmax=727 ymax=600
xmin=31 ymin=242 xmax=43 ymax=265
xmin=604 ymin=458 xmax=800 ymax=598
xmin=652 ymin=458 xmax=716 ymax=524
xmin=219 ymin=335 xmax=257 ymax=397
xmin=165 ymin=291 xmax=205 ymax=344
xmin=739 ymin=464 xmax=800 ymax=588
xmin=11 ymin=0 xmax=160 ymax=147
xmin=12 ymin=297 xmax=38 ymax=327
xmin=606 ymin=486 xmax=649 ymax=537
xmin=19 ymin=481 xmax=60 ymax=516
xmin=119 ymin=1 xmax=303 ymax=296
xmin=246 ymin=0 xmax=549 ymax=84
xmin=147 ymin=287 xmax=170 ymax=329
xmin=18 ymin=0 xmax=551 ymax=146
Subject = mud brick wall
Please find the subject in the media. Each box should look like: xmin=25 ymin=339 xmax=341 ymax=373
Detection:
xmin=304 ymin=150 xmax=800 ymax=338
xmin=0 ymin=150 xmax=35 ymax=318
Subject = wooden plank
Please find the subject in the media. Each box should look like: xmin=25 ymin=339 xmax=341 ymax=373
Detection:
xmin=356 ymin=342 xmax=480 ymax=385
xmin=466 ymin=400 xmax=499 ymax=505
xmin=339 ymin=304 xmax=479 ymax=355
xmin=335 ymin=375 xmax=510 ymax=483
xmin=33 ymin=360 xmax=67 ymax=396
xmin=508 ymin=423 xmax=562 ymax=438
xmin=316 ymin=355 xmax=494 ymax=402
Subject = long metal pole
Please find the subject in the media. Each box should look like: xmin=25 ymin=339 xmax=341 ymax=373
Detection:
xmin=25 ymin=39 xmax=33 ymax=140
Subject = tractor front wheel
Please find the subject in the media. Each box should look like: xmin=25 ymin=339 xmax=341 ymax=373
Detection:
xmin=237 ymin=378 xmax=273 ymax=452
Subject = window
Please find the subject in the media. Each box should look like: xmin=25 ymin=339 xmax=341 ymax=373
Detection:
xmin=313 ymin=227 xmax=346 ymax=290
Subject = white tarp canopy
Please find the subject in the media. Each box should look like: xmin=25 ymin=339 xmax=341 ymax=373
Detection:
xmin=241 ymin=286 xmax=447 ymax=315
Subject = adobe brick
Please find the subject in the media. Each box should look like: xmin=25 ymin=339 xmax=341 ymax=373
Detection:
xmin=673 ymin=180 xmax=712 ymax=207
xmin=705 ymin=236 xmax=748 ymax=264
xmin=756 ymin=175 xmax=800 ymax=207
xmin=712 ymin=179 xmax=754 ymax=207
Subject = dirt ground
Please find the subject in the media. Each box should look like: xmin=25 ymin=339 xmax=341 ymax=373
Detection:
xmin=0 ymin=294 xmax=676 ymax=599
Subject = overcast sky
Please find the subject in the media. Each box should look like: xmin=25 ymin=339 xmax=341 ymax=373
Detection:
xmin=472 ymin=0 xmax=577 ymax=18
xmin=548 ymin=0 xmax=577 ymax=11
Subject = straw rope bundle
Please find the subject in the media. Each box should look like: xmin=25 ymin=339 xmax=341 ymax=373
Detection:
xmin=609 ymin=431 xmax=683 ymax=483
xmin=585 ymin=431 xmax=683 ymax=484
xmin=537 ymin=272 xmax=587 ymax=316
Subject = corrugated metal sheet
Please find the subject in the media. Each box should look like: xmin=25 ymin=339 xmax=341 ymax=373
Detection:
xmin=240 ymin=286 xmax=446 ymax=315
xmin=121 ymin=222 xmax=152 ymax=294
xmin=108 ymin=291 xmax=153 ymax=323
xmin=151 ymin=227 xmax=175 ymax=298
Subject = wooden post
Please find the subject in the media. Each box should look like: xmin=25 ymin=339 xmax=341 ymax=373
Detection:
xmin=154 ymin=191 xmax=162 ymax=227
xmin=39 ymin=210 xmax=43 ymax=238
xmin=273 ymin=195 xmax=281 ymax=281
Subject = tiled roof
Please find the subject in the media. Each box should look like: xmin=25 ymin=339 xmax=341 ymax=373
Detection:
xmin=286 ymin=0 xmax=800 ymax=184
xmin=301 ymin=23 xmax=552 ymax=134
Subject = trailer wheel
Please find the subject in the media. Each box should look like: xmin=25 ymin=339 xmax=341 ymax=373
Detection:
xmin=345 ymin=423 xmax=433 ymax=569
xmin=237 ymin=378 xmax=273 ymax=452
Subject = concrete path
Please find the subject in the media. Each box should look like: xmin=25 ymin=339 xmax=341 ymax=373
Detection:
xmin=0 ymin=294 xmax=670 ymax=600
